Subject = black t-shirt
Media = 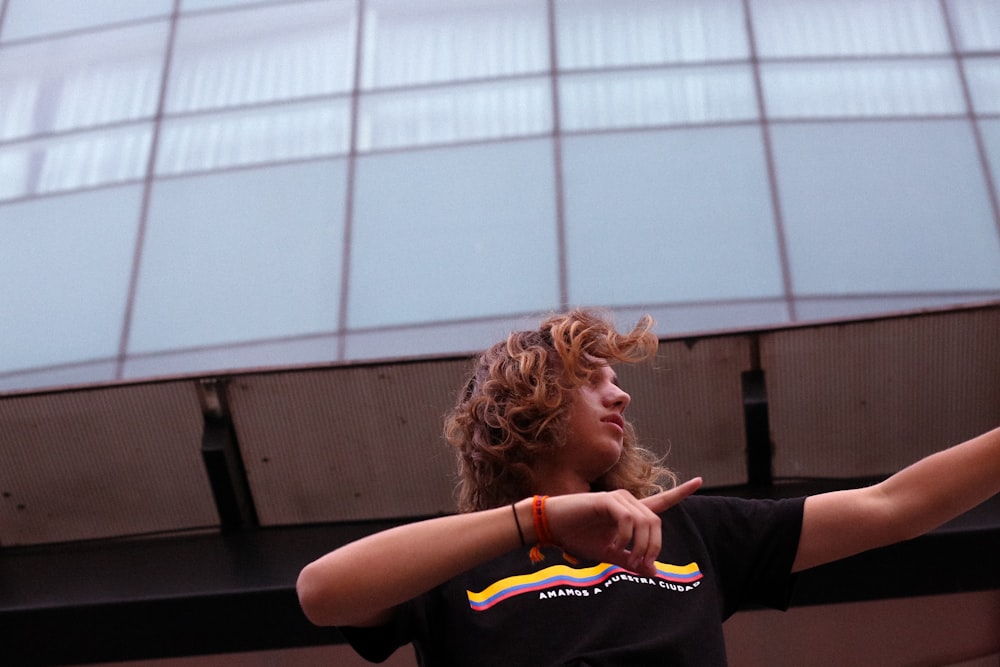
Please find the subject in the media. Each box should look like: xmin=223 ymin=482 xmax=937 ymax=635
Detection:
xmin=341 ymin=495 xmax=805 ymax=666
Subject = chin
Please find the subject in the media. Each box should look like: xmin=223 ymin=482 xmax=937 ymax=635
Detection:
xmin=597 ymin=447 xmax=624 ymax=476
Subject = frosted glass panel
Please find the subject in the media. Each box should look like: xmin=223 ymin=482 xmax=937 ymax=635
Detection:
xmin=349 ymin=140 xmax=560 ymax=328
xmin=0 ymin=22 xmax=168 ymax=140
xmin=156 ymin=100 xmax=351 ymax=175
xmin=751 ymin=0 xmax=949 ymax=57
xmin=180 ymin=0 xmax=274 ymax=10
xmin=556 ymin=0 xmax=748 ymax=68
xmin=1 ymin=0 xmax=171 ymax=41
xmin=361 ymin=0 xmax=548 ymax=88
xmin=0 ymin=187 xmax=143 ymax=372
xmin=123 ymin=335 xmax=341 ymax=381
xmin=762 ymin=60 xmax=965 ymax=118
xmin=560 ymin=65 xmax=757 ymax=131
xmin=562 ymin=128 xmax=783 ymax=307
xmin=129 ymin=161 xmax=347 ymax=353
xmin=356 ymin=78 xmax=551 ymax=151
xmin=772 ymin=121 xmax=1000 ymax=295
xmin=947 ymin=0 xmax=1000 ymax=51
xmin=0 ymin=144 xmax=33 ymax=201
xmin=344 ymin=317 xmax=526 ymax=361
xmin=981 ymin=120 xmax=1000 ymax=205
xmin=0 ymin=124 xmax=152 ymax=202
xmin=166 ymin=1 xmax=356 ymax=113
xmin=796 ymin=293 xmax=1000 ymax=323
xmin=964 ymin=58 xmax=1000 ymax=114
xmin=0 ymin=361 xmax=119 ymax=394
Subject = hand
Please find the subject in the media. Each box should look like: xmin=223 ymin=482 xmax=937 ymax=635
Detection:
xmin=542 ymin=477 xmax=703 ymax=577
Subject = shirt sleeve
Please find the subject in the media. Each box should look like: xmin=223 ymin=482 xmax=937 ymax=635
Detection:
xmin=336 ymin=599 xmax=420 ymax=664
xmin=680 ymin=495 xmax=805 ymax=617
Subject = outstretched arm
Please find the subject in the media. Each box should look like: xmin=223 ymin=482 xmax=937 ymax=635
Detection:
xmin=793 ymin=425 xmax=1000 ymax=572
xmin=297 ymin=478 xmax=703 ymax=628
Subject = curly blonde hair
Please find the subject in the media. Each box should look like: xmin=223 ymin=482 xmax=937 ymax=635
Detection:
xmin=444 ymin=308 xmax=676 ymax=512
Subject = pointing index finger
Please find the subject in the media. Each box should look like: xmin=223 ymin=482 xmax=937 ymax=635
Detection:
xmin=641 ymin=477 xmax=702 ymax=514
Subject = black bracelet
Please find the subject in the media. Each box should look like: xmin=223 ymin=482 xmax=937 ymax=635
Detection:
xmin=511 ymin=503 xmax=526 ymax=546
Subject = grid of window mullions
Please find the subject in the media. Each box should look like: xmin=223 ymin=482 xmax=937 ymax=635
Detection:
xmin=1 ymin=1 xmax=997 ymax=184
xmin=1 ymin=0 xmax=999 ymax=390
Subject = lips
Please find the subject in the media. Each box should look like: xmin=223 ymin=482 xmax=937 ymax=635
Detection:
xmin=602 ymin=414 xmax=625 ymax=430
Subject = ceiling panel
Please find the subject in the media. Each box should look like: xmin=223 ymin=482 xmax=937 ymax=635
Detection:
xmin=762 ymin=306 xmax=1000 ymax=479
xmin=3 ymin=302 xmax=996 ymax=548
xmin=0 ymin=381 xmax=217 ymax=546
xmin=232 ymin=333 xmax=757 ymax=526
xmin=228 ymin=358 xmax=474 ymax=525
xmin=621 ymin=336 xmax=754 ymax=487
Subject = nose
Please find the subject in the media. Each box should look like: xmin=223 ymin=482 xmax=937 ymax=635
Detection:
xmin=606 ymin=384 xmax=630 ymax=411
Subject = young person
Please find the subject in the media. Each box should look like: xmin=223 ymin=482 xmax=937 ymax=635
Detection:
xmin=297 ymin=309 xmax=1000 ymax=665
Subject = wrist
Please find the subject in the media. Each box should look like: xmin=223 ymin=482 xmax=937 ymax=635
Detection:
xmin=513 ymin=498 xmax=538 ymax=545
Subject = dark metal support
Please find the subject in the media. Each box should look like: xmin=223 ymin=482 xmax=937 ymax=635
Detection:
xmin=199 ymin=380 xmax=258 ymax=530
xmin=741 ymin=369 xmax=774 ymax=486
xmin=2 ymin=496 xmax=999 ymax=665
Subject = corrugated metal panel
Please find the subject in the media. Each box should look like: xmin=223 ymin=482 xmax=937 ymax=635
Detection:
xmin=3 ymin=302 xmax=996 ymax=547
xmin=232 ymin=334 xmax=755 ymax=526
xmin=0 ymin=381 xmax=216 ymax=546
xmin=762 ymin=307 xmax=1000 ymax=479
xmin=229 ymin=359 xmax=473 ymax=525
xmin=619 ymin=335 xmax=752 ymax=487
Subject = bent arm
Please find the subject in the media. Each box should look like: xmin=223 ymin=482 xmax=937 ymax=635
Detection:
xmin=793 ymin=425 xmax=1000 ymax=572
xmin=297 ymin=480 xmax=702 ymax=627
xmin=297 ymin=502 xmax=529 ymax=627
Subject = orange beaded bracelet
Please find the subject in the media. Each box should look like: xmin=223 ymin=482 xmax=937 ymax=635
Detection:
xmin=529 ymin=495 xmax=551 ymax=563
xmin=527 ymin=495 xmax=578 ymax=565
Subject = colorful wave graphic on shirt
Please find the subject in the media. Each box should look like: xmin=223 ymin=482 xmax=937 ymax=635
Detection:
xmin=466 ymin=561 xmax=703 ymax=611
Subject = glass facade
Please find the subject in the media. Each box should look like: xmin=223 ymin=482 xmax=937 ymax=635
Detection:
xmin=2 ymin=0 xmax=999 ymax=392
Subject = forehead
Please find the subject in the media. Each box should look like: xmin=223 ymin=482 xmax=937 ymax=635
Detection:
xmin=591 ymin=362 xmax=618 ymax=384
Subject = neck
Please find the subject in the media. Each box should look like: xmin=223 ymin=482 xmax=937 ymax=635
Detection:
xmin=529 ymin=461 xmax=592 ymax=496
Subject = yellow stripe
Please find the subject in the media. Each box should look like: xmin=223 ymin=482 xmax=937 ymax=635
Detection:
xmin=467 ymin=561 xmax=700 ymax=604
xmin=655 ymin=561 xmax=702 ymax=577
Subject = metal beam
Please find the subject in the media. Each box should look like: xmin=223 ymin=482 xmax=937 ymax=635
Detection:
xmin=2 ymin=491 xmax=998 ymax=665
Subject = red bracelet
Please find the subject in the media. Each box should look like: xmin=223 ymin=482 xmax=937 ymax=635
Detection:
xmin=529 ymin=495 xmax=551 ymax=563
xmin=529 ymin=495 xmax=579 ymax=565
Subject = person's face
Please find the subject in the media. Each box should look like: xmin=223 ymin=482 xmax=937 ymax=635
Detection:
xmin=561 ymin=363 xmax=632 ymax=481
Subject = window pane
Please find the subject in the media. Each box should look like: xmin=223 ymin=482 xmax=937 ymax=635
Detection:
xmin=361 ymin=0 xmax=548 ymax=88
xmin=762 ymin=60 xmax=965 ymax=119
xmin=772 ymin=120 xmax=1000 ymax=295
xmin=0 ymin=124 xmax=152 ymax=202
xmin=356 ymin=78 xmax=551 ymax=151
xmin=181 ymin=0 xmax=283 ymax=10
xmin=349 ymin=140 xmax=560 ymax=328
xmin=123 ymin=335 xmax=341 ymax=381
xmin=947 ymin=0 xmax=1000 ymax=52
xmin=156 ymin=99 xmax=351 ymax=175
xmin=0 ymin=22 xmax=168 ymax=140
xmin=1 ymin=0 xmax=171 ymax=41
xmin=344 ymin=317 xmax=528 ymax=361
xmin=166 ymin=1 xmax=356 ymax=114
xmin=0 ymin=361 xmax=120 ymax=394
xmin=964 ymin=57 xmax=1000 ymax=114
xmin=981 ymin=119 xmax=1000 ymax=205
xmin=613 ymin=302 xmax=791 ymax=338
xmin=556 ymin=0 xmax=748 ymax=69
xmin=0 ymin=186 xmax=143 ymax=373
xmin=128 ymin=161 xmax=347 ymax=353
xmin=560 ymin=65 xmax=757 ymax=131
xmin=750 ymin=0 xmax=949 ymax=57
xmin=795 ymin=293 xmax=1000 ymax=322
xmin=562 ymin=128 xmax=784 ymax=307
